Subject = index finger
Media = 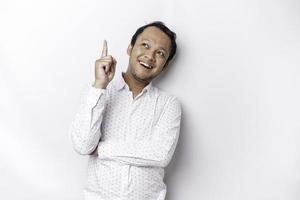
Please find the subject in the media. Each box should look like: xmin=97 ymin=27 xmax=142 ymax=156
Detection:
xmin=101 ymin=40 xmax=108 ymax=58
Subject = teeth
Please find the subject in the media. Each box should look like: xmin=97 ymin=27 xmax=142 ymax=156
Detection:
xmin=139 ymin=61 xmax=153 ymax=69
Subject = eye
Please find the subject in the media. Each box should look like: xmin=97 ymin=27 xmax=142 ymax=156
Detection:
xmin=142 ymin=42 xmax=149 ymax=48
xmin=157 ymin=51 xmax=165 ymax=58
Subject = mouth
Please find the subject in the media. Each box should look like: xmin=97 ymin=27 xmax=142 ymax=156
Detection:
xmin=139 ymin=61 xmax=154 ymax=69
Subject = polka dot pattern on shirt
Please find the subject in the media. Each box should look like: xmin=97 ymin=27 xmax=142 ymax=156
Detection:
xmin=69 ymin=72 xmax=182 ymax=200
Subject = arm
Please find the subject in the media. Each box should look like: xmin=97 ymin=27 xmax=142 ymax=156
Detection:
xmin=98 ymin=96 xmax=182 ymax=167
xmin=69 ymin=40 xmax=116 ymax=155
xmin=69 ymin=84 xmax=107 ymax=155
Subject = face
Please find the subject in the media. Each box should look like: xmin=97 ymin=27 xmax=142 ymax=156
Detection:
xmin=126 ymin=26 xmax=171 ymax=84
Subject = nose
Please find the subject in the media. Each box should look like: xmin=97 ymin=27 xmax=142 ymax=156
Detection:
xmin=144 ymin=50 xmax=155 ymax=62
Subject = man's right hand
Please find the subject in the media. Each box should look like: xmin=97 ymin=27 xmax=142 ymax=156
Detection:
xmin=93 ymin=40 xmax=116 ymax=89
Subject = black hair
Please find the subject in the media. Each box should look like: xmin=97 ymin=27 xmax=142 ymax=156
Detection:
xmin=130 ymin=21 xmax=177 ymax=65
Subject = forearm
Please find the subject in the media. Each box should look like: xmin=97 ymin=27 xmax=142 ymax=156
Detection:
xmin=69 ymin=84 xmax=107 ymax=155
xmin=98 ymin=137 xmax=179 ymax=167
xmin=97 ymin=97 xmax=182 ymax=167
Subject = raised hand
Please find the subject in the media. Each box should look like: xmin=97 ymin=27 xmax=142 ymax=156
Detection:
xmin=93 ymin=40 xmax=117 ymax=89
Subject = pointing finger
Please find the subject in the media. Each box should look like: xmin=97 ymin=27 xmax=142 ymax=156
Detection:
xmin=101 ymin=40 xmax=108 ymax=58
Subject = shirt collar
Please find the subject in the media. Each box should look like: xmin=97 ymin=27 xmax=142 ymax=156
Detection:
xmin=114 ymin=72 xmax=153 ymax=94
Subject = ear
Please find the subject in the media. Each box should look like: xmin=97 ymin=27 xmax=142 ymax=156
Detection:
xmin=127 ymin=44 xmax=133 ymax=56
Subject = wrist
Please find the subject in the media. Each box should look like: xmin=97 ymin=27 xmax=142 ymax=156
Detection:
xmin=93 ymin=81 xmax=107 ymax=89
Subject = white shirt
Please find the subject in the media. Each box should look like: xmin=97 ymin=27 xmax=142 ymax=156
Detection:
xmin=69 ymin=72 xmax=182 ymax=200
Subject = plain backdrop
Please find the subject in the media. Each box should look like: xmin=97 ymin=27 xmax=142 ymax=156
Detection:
xmin=0 ymin=0 xmax=300 ymax=199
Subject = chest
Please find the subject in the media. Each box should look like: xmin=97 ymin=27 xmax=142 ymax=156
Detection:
xmin=101 ymin=90 xmax=164 ymax=141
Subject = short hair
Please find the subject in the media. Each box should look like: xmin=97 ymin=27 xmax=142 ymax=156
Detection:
xmin=130 ymin=21 xmax=177 ymax=65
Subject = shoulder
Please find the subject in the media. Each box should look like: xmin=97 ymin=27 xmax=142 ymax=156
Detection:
xmin=152 ymin=86 xmax=181 ymax=110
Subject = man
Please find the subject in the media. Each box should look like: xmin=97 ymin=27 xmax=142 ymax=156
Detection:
xmin=69 ymin=21 xmax=182 ymax=200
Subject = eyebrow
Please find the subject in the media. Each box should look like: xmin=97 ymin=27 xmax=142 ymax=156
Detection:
xmin=141 ymin=39 xmax=168 ymax=53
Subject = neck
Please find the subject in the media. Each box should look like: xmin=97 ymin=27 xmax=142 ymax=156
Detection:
xmin=122 ymin=72 xmax=149 ymax=97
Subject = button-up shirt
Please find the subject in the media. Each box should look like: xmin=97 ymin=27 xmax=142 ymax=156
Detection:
xmin=69 ymin=72 xmax=182 ymax=200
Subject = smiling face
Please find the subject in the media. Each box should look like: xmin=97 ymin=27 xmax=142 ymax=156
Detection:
xmin=126 ymin=26 xmax=172 ymax=84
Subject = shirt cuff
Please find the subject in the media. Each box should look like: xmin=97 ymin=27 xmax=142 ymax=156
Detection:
xmin=86 ymin=85 xmax=107 ymax=108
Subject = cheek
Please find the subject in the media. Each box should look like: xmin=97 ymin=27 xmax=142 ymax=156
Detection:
xmin=136 ymin=48 xmax=145 ymax=56
xmin=133 ymin=46 xmax=143 ymax=54
xmin=157 ymin=57 xmax=166 ymax=66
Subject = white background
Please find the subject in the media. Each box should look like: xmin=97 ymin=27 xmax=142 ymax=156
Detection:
xmin=1 ymin=0 xmax=300 ymax=199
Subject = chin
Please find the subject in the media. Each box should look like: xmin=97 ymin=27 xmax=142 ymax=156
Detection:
xmin=133 ymin=71 xmax=153 ymax=83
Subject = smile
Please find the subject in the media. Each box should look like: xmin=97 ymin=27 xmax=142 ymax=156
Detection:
xmin=139 ymin=61 xmax=153 ymax=69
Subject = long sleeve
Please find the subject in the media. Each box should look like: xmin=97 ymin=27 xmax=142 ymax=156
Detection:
xmin=69 ymin=83 xmax=107 ymax=155
xmin=97 ymin=96 xmax=182 ymax=168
